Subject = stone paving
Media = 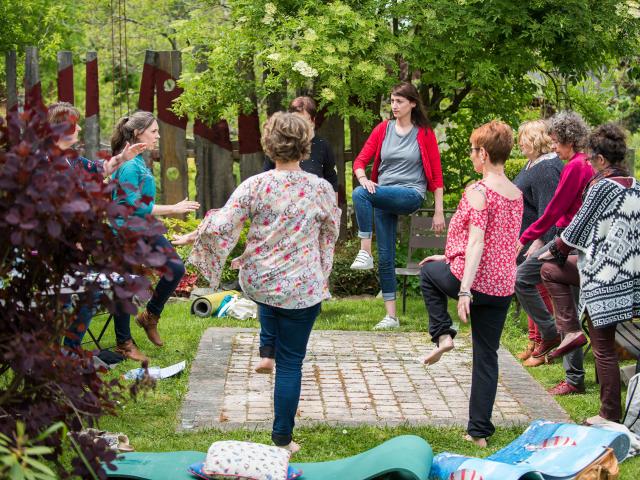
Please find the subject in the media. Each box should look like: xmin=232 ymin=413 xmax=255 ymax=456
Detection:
xmin=179 ymin=328 xmax=568 ymax=431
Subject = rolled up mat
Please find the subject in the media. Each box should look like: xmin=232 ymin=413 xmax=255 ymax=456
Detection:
xmin=190 ymin=291 xmax=239 ymax=318
xmin=105 ymin=434 xmax=433 ymax=480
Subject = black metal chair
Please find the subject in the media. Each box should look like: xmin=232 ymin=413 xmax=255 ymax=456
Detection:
xmin=84 ymin=311 xmax=114 ymax=351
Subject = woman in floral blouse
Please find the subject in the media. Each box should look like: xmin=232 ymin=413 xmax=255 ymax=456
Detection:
xmin=419 ymin=121 xmax=523 ymax=447
xmin=174 ymin=112 xmax=341 ymax=454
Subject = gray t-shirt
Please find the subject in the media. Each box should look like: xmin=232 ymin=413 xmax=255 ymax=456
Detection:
xmin=379 ymin=120 xmax=427 ymax=197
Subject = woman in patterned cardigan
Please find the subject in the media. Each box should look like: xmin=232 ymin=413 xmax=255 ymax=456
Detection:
xmin=540 ymin=123 xmax=640 ymax=424
xmin=174 ymin=112 xmax=341 ymax=454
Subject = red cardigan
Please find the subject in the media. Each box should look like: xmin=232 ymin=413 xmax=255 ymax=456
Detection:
xmin=519 ymin=152 xmax=594 ymax=244
xmin=352 ymin=120 xmax=444 ymax=192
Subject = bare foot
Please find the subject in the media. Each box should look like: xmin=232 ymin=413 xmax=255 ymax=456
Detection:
xmin=255 ymin=357 xmax=274 ymax=374
xmin=422 ymin=334 xmax=454 ymax=365
xmin=280 ymin=441 xmax=300 ymax=455
xmin=556 ymin=331 xmax=583 ymax=351
xmin=464 ymin=434 xmax=488 ymax=448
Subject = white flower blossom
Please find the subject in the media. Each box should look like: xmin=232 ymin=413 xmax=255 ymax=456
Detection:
xmin=262 ymin=2 xmax=277 ymax=24
xmin=293 ymin=60 xmax=318 ymax=78
xmin=321 ymin=88 xmax=336 ymax=102
xmin=265 ymin=2 xmax=277 ymax=15
xmin=305 ymin=29 xmax=318 ymax=42
xmin=267 ymin=52 xmax=282 ymax=61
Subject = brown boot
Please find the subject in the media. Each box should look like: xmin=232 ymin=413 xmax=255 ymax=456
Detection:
xmin=114 ymin=339 xmax=148 ymax=363
xmin=517 ymin=341 xmax=536 ymax=360
xmin=136 ymin=310 xmax=163 ymax=346
xmin=523 ymin=353 xmax=552 ymax=367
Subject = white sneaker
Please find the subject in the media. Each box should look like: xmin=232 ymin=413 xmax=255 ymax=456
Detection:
xmin=350 ymin=250 xmax=374 ymax=270
xmin=373 ymin=315 xmax=400 ymax=330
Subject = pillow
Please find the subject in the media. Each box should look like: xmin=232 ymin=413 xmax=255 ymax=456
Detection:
xmin=187 ymin=462 xmax=302 ymax=480
xmin=201 ymin=441 xmax=291 ymax=480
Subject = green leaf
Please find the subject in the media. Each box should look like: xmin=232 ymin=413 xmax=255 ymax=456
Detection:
xmin=23 ymin=457 xmax=56 ymax=477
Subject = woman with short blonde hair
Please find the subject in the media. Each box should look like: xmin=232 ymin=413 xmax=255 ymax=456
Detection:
xmin=517 ymin=120 xmax=554 ymax=159
xmin=512 ymin=119 xmax=565 ymax=366
xmin=263 ymin=96 xmax=339 ymax=196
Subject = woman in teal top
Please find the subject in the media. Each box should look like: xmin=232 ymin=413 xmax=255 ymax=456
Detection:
xmin=110 ymin=111 xmax=199 ymax=361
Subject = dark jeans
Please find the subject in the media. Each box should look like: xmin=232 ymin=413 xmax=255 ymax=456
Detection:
xmin=257 ymin=302 xmax=321 ymax=446
xmin=540 ymin=256 xmax=582 ymax=334
xmin=538 ymin=256 xmax=585 ymax=388
xmin=587 ymin=316 xmax=621 ymax=421
xmin=259 ymin=304 xmax=322 ymax=358
xmin=113 ymin=234 xmax=185 ymax=343
xmin=420 ymin=260 xmax=512 ymax=438
xmin=352 ymin=185 xmax=423 ymax=301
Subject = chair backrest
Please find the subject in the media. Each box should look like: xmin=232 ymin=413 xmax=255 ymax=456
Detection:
xmin=405 ymin=209 xmax=453 ymax=265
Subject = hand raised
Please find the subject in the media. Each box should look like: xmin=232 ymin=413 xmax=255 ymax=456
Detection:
xmin=173 ymin=198 xmax=200 ymax=214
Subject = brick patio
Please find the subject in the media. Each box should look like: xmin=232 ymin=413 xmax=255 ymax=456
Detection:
xmin=179 ymin=328 xmax=569 ymax=431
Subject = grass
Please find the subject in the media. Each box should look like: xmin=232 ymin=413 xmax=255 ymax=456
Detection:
xmin=83 ymin=296 xmax=640 ymax=478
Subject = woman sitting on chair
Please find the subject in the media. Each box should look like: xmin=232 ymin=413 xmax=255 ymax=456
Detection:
xmin=46 ymin=102 xmax=147 ymax=350
xmin=351 ymin=82 xmax=444 ymax=330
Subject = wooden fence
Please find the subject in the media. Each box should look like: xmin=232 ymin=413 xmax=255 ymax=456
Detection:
xmin=4 ymin=48 xmax=361 ymax=238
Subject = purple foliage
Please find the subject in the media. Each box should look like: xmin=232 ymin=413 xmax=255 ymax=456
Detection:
xmin=0 ymin=105 xmax=167 ymax=478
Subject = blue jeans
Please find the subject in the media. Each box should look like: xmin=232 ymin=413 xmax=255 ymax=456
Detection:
xmin=63 ymin=299 xmax=97 ymax=349
xmin=257 ymin=302 xmax=321 ymax=446
xmin=113 ymin=234 xmax=185 ymax=343
xmin=352 ymin=185 xmax=423 ymax=301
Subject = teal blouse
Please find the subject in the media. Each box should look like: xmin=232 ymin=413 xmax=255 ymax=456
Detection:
xmin=112 ymin=154 xmax=156 ymax=222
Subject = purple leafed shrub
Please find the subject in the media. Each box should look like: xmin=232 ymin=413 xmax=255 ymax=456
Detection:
xmin=0 ymin=105 xmax=168 ymax=478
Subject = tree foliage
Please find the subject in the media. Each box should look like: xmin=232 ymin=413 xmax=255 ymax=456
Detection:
xmin=174 ymin=0 xmax=640 ymax=128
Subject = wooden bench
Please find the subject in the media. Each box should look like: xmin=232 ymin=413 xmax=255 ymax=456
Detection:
xmin=395 ymin=209 xmax=453 ymax=314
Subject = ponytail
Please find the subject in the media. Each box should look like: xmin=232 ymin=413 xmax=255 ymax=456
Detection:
xmin=110 ymin=111 xmax=155 ymax=155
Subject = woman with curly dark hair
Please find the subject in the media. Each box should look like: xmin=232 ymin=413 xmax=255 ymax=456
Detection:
xmin=514 ymin=112 xmax=594 ymax=401
xmin=540 ymin=123 xmax=640 ymax=424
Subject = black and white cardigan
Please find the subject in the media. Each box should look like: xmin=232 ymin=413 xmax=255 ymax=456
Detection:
xmin=561 ymin=178 xmax=640 ymax=328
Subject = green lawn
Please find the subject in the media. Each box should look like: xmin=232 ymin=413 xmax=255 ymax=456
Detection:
xmin=86 ymin=297 xmax=640 ymax=478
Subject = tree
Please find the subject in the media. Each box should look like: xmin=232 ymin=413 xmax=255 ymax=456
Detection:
xmin=0 ymin=0 xmax=84 ymax=104
xmin=174 ymin=0 xmax=640 ymax=127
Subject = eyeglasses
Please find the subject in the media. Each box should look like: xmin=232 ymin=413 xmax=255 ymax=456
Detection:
xmin=469 ymin=147 xmax=481 ymax=155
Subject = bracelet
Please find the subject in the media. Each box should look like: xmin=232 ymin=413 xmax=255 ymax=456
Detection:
xmin=458 ymin=290 xmax=473 ymax=302
xmin=357 ymin=176 xmax=367 ymax=182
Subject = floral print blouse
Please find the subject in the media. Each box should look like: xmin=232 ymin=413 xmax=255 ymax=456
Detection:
xmin=189 ymin=170 xmax=341 ymax=309
xmin=445 ymin=181 xmax=523 ymax=297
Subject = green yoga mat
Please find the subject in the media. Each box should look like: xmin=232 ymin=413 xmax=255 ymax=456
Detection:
xmin=106 ymin=435 xmax=433 ymax=480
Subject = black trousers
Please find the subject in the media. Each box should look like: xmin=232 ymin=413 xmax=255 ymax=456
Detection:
xmin=420 ymin=260 xmax=512 ymax=438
